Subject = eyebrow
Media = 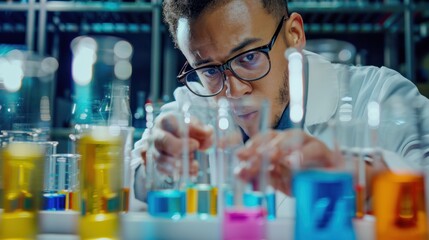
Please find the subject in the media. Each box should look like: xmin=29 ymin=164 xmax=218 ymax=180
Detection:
xmin=192 ymin=37 xmax=262 ymax=68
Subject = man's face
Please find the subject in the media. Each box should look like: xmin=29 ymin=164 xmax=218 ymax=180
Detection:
xmin=177 ymin=0 xmax=292 ymax=136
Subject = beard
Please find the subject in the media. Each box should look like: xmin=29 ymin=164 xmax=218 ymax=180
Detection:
xmin=272 ymin=70 xmax=290 ymax=127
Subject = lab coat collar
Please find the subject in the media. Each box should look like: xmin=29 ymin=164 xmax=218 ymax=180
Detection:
xmin=303 ymin=50 xmax=340 ymax=126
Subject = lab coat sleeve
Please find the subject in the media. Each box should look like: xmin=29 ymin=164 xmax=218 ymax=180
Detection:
xmin=129 ymin=130 xmax=149 ymax=211
xmin=357 ymin=66 xmax=429 ymax=171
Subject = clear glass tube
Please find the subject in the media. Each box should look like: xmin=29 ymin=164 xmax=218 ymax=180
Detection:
xmin=181 ymin=100 xmax=218 ymax=218
xmin=145 ymin=103 xmax=187 ymax=219
xmin=43 ymin=153 xmax=80 ymax=211
xmin=216 ymin=96 xmax=272 ymax=240
xmin=286 ymin=48 xmax=356 ymax=239
xmin=120 ymin=126 xmax=134 ymax=212
xmin=373 ymin=96 xmax=428 ymax=239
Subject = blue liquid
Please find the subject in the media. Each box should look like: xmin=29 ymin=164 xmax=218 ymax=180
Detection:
xmin=243 ymin=192 xmax=263 ymax=207
xmin=43 ymin=193 xmax=66 ymax=211
xmin=147 ymin=190 xmax=186 ymax=219
xmin=243 ymin=192 xmax=276 ymax=220
xmin=224 ymin=190 xmax=234 ymax=207
xmin=293 ymin=170 xmax=356 ymax=240
xmin=265 ymin=193 xmax=276 ymax=220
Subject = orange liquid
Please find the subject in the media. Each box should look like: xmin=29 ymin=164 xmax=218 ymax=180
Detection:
xmin=122 ymin=187 xmax=130 ymax=212
xmin=373 ymin=172 xmax=428 ymax=240
xmin=59 ymin=190 xmax=80 ymax=211
xmin=355 ymin=184 xmax=365 ymax=219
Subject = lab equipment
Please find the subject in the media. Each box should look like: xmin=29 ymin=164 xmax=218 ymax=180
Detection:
xmin=0 ymin=142 xmax=45 ymax=239
xmin=78 ymin=126 xmax=124 ymax=239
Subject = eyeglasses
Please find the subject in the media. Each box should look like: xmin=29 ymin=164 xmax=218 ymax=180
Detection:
xmin=177 ymin=15 xmax=287 ymax=97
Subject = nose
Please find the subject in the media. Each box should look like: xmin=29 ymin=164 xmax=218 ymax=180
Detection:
xmin=224 ymin=71 xmax=252 ymax=99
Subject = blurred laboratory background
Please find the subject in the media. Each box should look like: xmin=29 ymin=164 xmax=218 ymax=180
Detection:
xmin=1 ymin=0 xmax=429 ymax=147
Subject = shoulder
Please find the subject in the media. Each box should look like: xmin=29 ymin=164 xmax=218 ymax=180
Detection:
xmin=349 ymin=65 xmax=420 ymax=99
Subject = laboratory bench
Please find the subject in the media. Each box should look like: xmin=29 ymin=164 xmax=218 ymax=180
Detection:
xmin=0 ymin=210 xmax=376 ymax=240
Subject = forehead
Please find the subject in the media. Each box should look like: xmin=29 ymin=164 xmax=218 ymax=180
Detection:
xmin=176 ymin=0 xmax=276 ymax=65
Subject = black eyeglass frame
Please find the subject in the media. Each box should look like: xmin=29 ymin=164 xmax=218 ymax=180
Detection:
xmin=177 ymin=15 xmax=288 ymax=97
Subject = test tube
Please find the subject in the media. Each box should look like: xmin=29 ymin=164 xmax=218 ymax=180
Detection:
xmin=373 ymin=96 xmax=428 ymax=239
xmin=43 ymin=153 xmax=80 ymax=211
xmin=0 ymin=142 xmax=45 ymax=239
xmin=78 ymin=126 xmax=123 ymax=239
xmin=374 ymin=172 xmax=428 ymax=240
xmin=119 ymin=126 xmax=134 ymax=212
xmin=293 ymin=170 xmax=356 ymax=240
xmin=285 ymin=48 xmax=356 ymax=239
xmin=182 ymin=100 xmax=218 ymax=217
xmin=145 ymin=103 xmax=187 ymax=219
xmin=218 ymin=96 xmax=272 ymax=240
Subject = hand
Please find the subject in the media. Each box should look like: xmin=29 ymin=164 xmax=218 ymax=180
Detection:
xmin=236 ymin=129 xmax=336 ymax=196
xmin=141 ymin=112 xmax=214 ymax=176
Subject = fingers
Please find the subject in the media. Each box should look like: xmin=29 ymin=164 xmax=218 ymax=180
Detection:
xmin=236 ymin=130 xmax=278 ymax=159
xmin=154 ymin=114 xmax=214 ymax=156
xmin=299 ymin=137 xmax=335 ymax=168
xmin=189 ymin=118 xmax=214 ymax=150
xmin=218 ymin=131 xmax=242 ymax=148
xmin=235 ymin=129 xmax=335 ymax=196
xmin=154 ymin=150 xmax=198 ymax=176
xmin=190 ymin=160 xmax=199 ymax=176
xmin=154 ymin=129 xmax=200 ymax=158
xmin=236 ymin=155 xmax=262 ymax=181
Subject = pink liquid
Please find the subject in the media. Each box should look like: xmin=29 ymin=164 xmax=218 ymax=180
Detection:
xmin=223 ymin=207 xmax=266 ymax=240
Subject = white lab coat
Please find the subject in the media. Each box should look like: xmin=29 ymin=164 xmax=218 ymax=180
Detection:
xmin=129 ymin=50 xmax=429 ymax=215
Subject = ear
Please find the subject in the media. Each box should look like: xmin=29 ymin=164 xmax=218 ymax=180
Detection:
xmin=284 ymin=13 xmax=306 ymax=50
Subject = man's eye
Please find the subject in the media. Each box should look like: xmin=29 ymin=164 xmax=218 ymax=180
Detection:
xmin=239 ymin=51 xmax=260 ymax=63
xmin=243 ymin=53 xmax=255 ymax=62
xmin=202 ymin=68 xmax=219 ymax=78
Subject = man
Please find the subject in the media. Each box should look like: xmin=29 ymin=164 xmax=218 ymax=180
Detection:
xmin=130 ymin=0 xmax=429 ymax=214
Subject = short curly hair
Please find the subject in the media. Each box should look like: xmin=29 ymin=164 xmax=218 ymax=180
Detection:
xmin=163 ymin=0 xmax=289 ymax=47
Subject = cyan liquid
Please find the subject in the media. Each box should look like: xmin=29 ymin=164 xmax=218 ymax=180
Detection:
xmin=293 ymin=170 xmax=356 ymax=240
xmin=147 ymin=190 xmax=186 ymax=219
xmin=243 ymin=191 xmax=276 ymax=220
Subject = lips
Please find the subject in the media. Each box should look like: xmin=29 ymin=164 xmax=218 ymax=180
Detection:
xmin=235 ymin=110 xmax=258 ymax=121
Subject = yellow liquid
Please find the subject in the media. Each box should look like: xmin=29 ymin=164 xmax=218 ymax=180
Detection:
xmin=187 ymin=187 xmax=197 ymax=214
xmin=78 ymin=127 xmax=123 ymax=239
xmin=211 ymin=187 xmax=218 ymax=215
xmin=186 ymin=184 xmax=217 ymax=216
xmin=79 ymin=130 xmax=122 ymax=214
xmin=0 ymin=142 xmax=44 ymax=239
xmin=79 ymin=212 xmax=119 ymax=240
xmin=0 ymin=211 xmax=36 ymax=239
